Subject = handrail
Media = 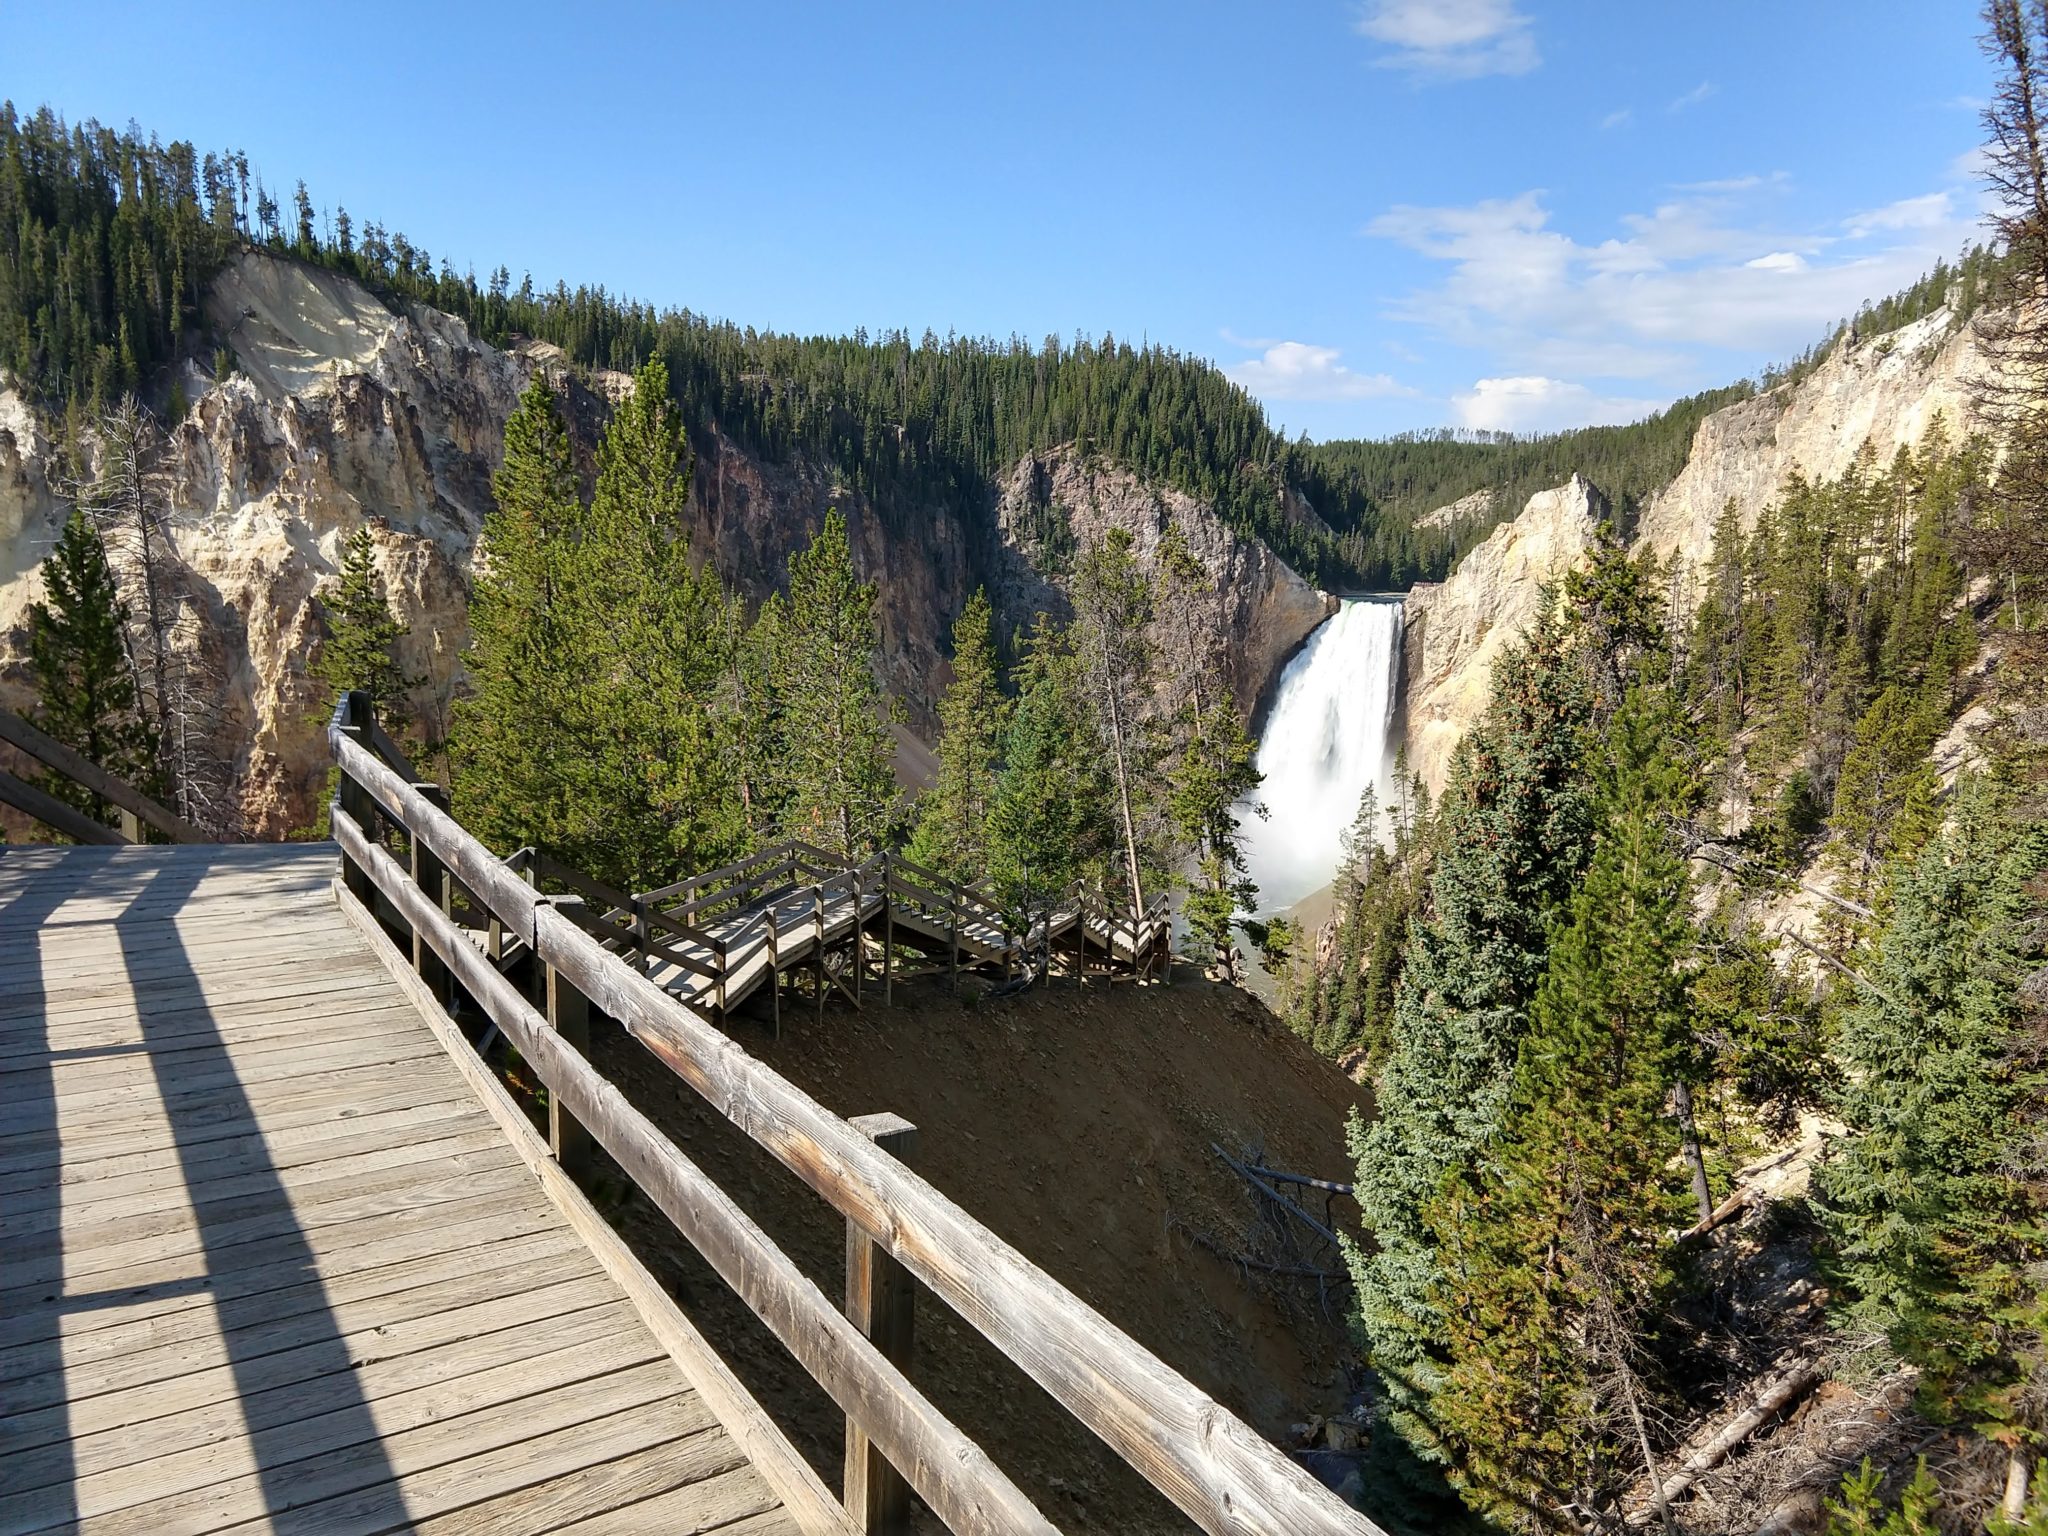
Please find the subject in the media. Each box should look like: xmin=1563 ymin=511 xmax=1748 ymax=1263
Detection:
xmin=0 ymin=706 xmax=207 ymax=844
xmin=327 ymin=694 xmax=1372 ymax=1536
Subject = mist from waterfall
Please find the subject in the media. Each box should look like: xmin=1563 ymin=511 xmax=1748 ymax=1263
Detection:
xmin=1240 ymin=598 xmax=1404 ymax=914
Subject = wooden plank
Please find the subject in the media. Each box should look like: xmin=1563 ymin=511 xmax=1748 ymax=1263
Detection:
xmin=1 ymin=1093 xmax=486 ymax=1211
xmin=338 ymin=818 xmax=1047 ymax=1536
xmin=415 ymin=1449 xmax=778 ymax=1536
xmin=44 ymin=1357 xmax=698 ymax=1536
xmin=192 ymin=1393 xmax=719 ymax=1536
xmin=0 ymin=1224 xmax=587 ymax=1381
xmin=335 ymin=874 xmax=858 ymax=1536
xmin=0 ymin=975 xmax=403 ymax=1041
xmin=5 ymin=1125 xmax=517 ymax=1246
xmin=5 ymin=1320 xmax=664 ymax=1525
xmin=1 ymin=1282 xmax=632 ymax=1456
xmin=0 ymin=1065 xmax=479 ymax=1178
xmin=0 ymin=1161 xmax=540 ymax=1306
xmin=0 ymin=1198 xmax=570 ymax=1355
xmin=538 ymin=1468 xmax=796 ymax=1536
xmin=844 ymin=1113 xmax=919 ymax=1536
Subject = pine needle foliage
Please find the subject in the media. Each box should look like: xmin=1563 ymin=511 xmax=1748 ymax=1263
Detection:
xmin=768 ymin=509 xmax=897 ymax=860
xmin=311 ymin=526 xmax=414 ymax=717
xmin=26 ymin=505 xmax=158 ymax=823
xmin=907 ymin=590 xmax=1007 ymax=880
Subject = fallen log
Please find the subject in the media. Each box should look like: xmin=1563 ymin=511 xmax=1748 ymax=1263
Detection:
xmin=1624 ymin=1360 xmax=1825 ymax=1526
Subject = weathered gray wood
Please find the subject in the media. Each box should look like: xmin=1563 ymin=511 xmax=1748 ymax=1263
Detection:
xmin=548 ymin=961 xmax=593 ymax=1182
xmin=533 ymin=886 xmax=1377 ymax=1536
xmin=0 ymin=707 xmax=206 ymax=842
xmin=0 ymin=766 xmax=127 ymax=845
xmin=337 ymin=818 xmax=1053 ymax=1536
xmin=845 ymin=1113 xmax=919 ymax=1536
xmin=333 ymin=871 xmax=857 ymax=1536
xmin=413 ymin=781 xmax=454 ymax=1003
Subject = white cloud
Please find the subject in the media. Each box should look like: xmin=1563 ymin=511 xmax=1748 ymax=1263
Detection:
xmin=1452 ymin=376 xmax=1661 ymax=434
xmin=1668 ymin=80 xmax=1718 ymax=113
xmin=1366 ymin=172 xmax=1986 ymax=385
xmin=1844 ymin=191 xmax=1953 ymax=236
xmin=1354 ymin=0 xmax=1539 ymax=80
xmin=1600 ymin=107 xmax=1633 ymax=131
xmin=1224 ymin=340 xmax=1414 ymax=402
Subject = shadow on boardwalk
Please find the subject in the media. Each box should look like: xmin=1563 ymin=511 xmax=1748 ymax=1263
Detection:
xmin=0 ymin=846 xmax=411 ymax=1532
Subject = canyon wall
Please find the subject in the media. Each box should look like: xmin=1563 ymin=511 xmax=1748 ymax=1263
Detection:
xmin=1395 ymin=305 xmax=1994 ymax=799
xmin=0 ymin=251 xmax=1332 ymax=837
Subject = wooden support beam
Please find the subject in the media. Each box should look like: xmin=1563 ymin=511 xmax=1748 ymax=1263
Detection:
xmin=845 ymin=1112 xmax=919 ymax=1536
xmin=548 ymin=962 xmax=593 ymax=1183
xmin=411 ymin=782 xmax=452 ymax=1004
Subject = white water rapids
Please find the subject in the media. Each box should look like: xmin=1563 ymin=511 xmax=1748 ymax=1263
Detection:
xmin=1239 ymin=597 xmax=1405 ymax=914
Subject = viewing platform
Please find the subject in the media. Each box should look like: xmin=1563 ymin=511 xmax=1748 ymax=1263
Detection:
xmin=0 ymin=698 xmax=1378 ymax=1536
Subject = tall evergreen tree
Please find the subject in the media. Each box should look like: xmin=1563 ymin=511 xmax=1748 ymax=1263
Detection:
xmin=1155 ymin=527 xmax=1264 ymax=976
xmin=907 ymin=590 xmax=1007 ymax=880
xmin=1071 ymin=528 xmax=1161 ymax=915
xmin=452 ymin=372 xmax=588 ymax=862
xmin=769 ymin=510 xmax=897 ymax=859
xmin=986 ymin=617 xmax=1114 ymax=976
xmin=1427 ymin=691 xmax=1695 ymax=1527
xmin=1347 ymin=601 xmax=1595 ymax=1479
xmin=571 ymin=356 xmax=741 ymax=888
xmin=1818 ymin=782 xmax=2048 ymax=1474
xmin=311 ymin=526 xmax=414 ymax=718
xmin=26 ymin=506 xmax=158 ymax=823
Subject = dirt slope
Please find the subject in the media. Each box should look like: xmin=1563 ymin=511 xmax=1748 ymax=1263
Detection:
xmin=589 ymin=973 xmax=1370 ymax=1534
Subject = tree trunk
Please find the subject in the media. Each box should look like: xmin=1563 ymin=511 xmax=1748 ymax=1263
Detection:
xmin=1673 ymin=1078 xmax=1715 ymax=1224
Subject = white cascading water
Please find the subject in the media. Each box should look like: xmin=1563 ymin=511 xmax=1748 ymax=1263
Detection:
xmin=1239 ymin=597 xmax=1405 ymax=913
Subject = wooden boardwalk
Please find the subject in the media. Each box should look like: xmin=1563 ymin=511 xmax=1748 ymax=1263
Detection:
xmin=0 ymin=843 xmax=805 ymax=1536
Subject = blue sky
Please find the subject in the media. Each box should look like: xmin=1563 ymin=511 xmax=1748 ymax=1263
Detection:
xmin=5 ymin=1 xmax=1992 ymax=439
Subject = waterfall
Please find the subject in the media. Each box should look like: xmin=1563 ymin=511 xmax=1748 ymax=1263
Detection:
xmin=1240 ymin=598 xmax=1404 ymax=914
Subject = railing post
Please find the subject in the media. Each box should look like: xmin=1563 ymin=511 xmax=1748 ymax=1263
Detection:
xmin=851 ymin=863 xmax=864 ymax=1005
xmin=882 ymin=855 xmax=894 ymax=1007
xmin=547 ymin=961 xmax=593 ymax=1183
xmin=947 ymin=888 xmax=960 ymax=993
xmin=411 ymin=782 xmax=452 ymax=1004
xmin=335 ymin=694 xmax=375 ymax=907
xmin=631 ymin=895 xmax=650 ymax=974
xmin=117 ymin=807 xmax=142 ymax=844
xmin=844 ymin=1112 xmax=919 ymax=1536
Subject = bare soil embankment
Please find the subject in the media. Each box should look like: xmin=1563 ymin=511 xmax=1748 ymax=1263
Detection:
xmin=589 ymin=972 xmax=1370 ymax=1535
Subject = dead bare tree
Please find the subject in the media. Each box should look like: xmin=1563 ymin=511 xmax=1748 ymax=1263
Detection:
xmin=69 ymin=396 xmax=239 ymax=834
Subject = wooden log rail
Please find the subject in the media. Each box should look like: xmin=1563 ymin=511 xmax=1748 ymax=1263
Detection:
xmin=0 ymin=705 xmax=208 ymax=845
xmin=327 ymin=693 xmax=1378 ymax=1536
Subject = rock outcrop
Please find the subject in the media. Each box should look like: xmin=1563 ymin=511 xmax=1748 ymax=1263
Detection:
xmin=1395 ymin=307 xmax=1995 ymax=796
xmin=1398 ymin=474 xmax=1607 ymax=798
xmin=1635 ymin=307 xmax=1988 ymax=580
xmin=990 ymin=447 xmax=1336 ymax=720
xmin=0 ymin=251 xmax=1333 ymax=837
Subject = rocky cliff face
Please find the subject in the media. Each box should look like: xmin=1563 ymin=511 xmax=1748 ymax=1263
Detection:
xmin=989 ymin=447 xmax=1336 ymax=720
xmin=1635 ymin=306 xmax=1988 ymax=577
xmin=0 ymin=252 xmax=1333 ymax=838
xmin=1397 ymin=475 xmax=1607 ymax=798
xmin=1393 ymin=306 xmax=1994 ymax=798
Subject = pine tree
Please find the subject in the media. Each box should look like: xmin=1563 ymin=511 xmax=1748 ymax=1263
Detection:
xmin=1347 ymin=601 xmax=1595 ymax=1479
xmin=1817 ymin=780 xmax=2048 ymax=1451
xmin=907 ymin=590 xmax=1007 ymax=880
xmin=1155 ymin=525 xmax=1264 ymax=977
xmin=986 ymin=617 xmax=1114 ymax=976
xmin=26 ymin=506 xmax=157 ymax=823
xmin=452 ymin=372 xmax=588 ymax=861
xmin=1070 ymin=528 xmax=1161 ymax=915
xmin=311 ymin=526 xmax=414 ymax=717
xmin=1827 ymin=685 xmax=1942 ymax=896
xmin=569 ymin=356 xmax=741 ymax=889
xmin=1426 ymin=690 xmax=1694 ymax=1527
xmin=769 ymin=510 xmax=897 ymax=859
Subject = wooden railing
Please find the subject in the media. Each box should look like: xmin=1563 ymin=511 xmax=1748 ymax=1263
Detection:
xmin=0 ymin=706 xmax=208 ymax=846
xmin=327 ymin=692 xmax=1375 ymax=1536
